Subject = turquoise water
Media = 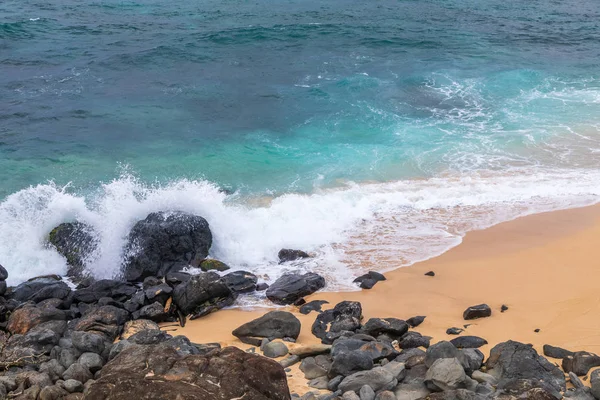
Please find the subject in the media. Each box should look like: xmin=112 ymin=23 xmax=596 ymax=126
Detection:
xmin=1 ymin=0 xmax=600 ymax=286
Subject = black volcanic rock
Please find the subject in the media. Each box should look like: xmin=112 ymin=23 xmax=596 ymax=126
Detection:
xmin=48 ymin=222 xmax=97 ymax=280
xmin=233 ymin=311 xmax=301 ymax=341
xmin=173 ymin=272 xmax=235 ymax=318
xmin=463 ymin=304 xmax=491 ymax=320
xmin=266 ymin=272 xmax=325 ymax=305
xmin=278 ymin=249 xmax=310 ymax=263
xmin=122 ymin=211 xmax=212 ymax=282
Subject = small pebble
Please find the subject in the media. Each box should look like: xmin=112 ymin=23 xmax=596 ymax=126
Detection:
xmin=501 ymin=305 xmax=508 ymax=312
xmin=424 ymin=271 xmax=435 ymax=277
xmin=534 ymin=329 xmax=540 ymax=333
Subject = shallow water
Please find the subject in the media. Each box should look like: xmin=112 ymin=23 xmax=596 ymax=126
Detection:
xmin=1 ymin=0 xmax=600 ymax=286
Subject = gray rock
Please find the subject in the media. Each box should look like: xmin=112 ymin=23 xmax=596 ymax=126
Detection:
xmin=463 ymin=304 xmax=491 ymax=320
xmin=425 ymin=358 xmax=466 ymax=392
xmin=373 ymin=391 xmax=395 ymax=400
xmin=108 ymin=339 xmax=133 ymax=360
xmin=460 ymin=348 xmax=485 ymax=373
xmin=71 ymin=331 xmax=106 ymax=355
xmin=590 ymin=369 xmax=600 ymax=400
xmin=487 ymin=340 xmax=565 ymax=395
xmin=308 ymin=376 xmax=330 ymax=390
xmin=338 ymin=367 xmax=395 ymax=393
xmin=358 ymin=341 xmax=398 ymax=362
xmin=450 ymin=336 xmax=488 ymax=349
xmin=233 ymin=311 xmax=302 ymax=340
xmin=394 ymin=383 xmax=430 ymax=400
xmin=425 ymin=341 xmax=460 ymax=368
xmin=471 ymin=370 xmax=498 ymax=385
xmin=359 ymin=384 xmax=375 ymax=400
xmin=342 ymin=392 xmax=360 ymax=400
xmin=563 ymin=351 xmax=600 ymax=376
xmin=329 ymin=351 xmax=374 ymax=377
xmin=381 ymin=361 xmax=406 ymax=381
xmin=15 ymin=371 xmax=53 ymax=389
xmin=395 ymin=348 xmax=426 ymax=363
xmin=301 ymin=357 xmax=329 ymax=379
xmin=63 ymin=363 xmax=93 ymax=383
xmin=564 ymin=388 xmax=595 ymax=400
xmin=39 ymin=359 xmax=66 ymax=382
xmin=62 ymin=379 xmax=84 ymax=393
xmin=399 ymin=331 xmax=430 ymax=349
xmin=543 ymin=344 xmax=574 ymax=359
xmin=263 ymin=341 xmax=289 ymax=358
xmin=39 ymin=384 xmax=70 ymax=400
xmin=475 ymin=382 xmax=495 ymax=396
xmin=0 ymin=376 xmax=17 ymax=392
xmin=328 ymin=375 xmax=344 ymax=391
xmin=78 ymin=352 xmax=104 ymax=373
xmin=280 ymin=355 xmax=300 ymax=368
xmin=59 ymin=347 xmax=82 ymax=369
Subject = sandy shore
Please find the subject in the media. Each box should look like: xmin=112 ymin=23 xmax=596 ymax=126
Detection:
xmin=171 ymin=203 xmax=600 ymax=393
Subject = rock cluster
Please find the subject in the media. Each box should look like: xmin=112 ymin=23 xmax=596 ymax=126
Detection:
xmin=273 ymin=300 xmax=600 ymax=400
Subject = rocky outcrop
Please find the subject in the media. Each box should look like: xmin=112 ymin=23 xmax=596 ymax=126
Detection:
xmin=266 ymin=272 xmax=325 ymax=305
xmin=122 ymin=212 xmax=212 ymax=282
xmin=48 ymin=222 xmax=97 ymax=280
xmin=84 ymin=342 xmax=290 ymax=400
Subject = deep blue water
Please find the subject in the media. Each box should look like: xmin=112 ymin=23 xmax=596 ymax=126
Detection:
xmin=1 ymin=0 xmax=600 ymax=285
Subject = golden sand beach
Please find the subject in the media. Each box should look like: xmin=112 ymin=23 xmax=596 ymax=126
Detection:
xmin=172 ymin=203 xmax=600 ymax=393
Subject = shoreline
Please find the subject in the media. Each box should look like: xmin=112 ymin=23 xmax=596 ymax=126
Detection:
xmin=173 ymin=202 xmax=600 ymax=392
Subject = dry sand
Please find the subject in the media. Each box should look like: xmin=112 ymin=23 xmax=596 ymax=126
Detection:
xmin=171 ymin=203 xmax=600 ymax=394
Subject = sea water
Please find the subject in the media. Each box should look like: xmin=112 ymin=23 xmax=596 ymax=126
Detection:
xmin=1 ymin=0 xmax=600 ymax=288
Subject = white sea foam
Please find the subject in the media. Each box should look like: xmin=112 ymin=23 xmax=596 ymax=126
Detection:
xmin=0 ymin=169 xmax=598 ymax=288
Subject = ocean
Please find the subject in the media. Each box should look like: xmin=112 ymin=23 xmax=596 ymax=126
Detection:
xmin=1 ymin=0 xmax=600 ymax=290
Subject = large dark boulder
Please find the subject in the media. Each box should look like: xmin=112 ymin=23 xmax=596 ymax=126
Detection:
xmin=486 ymin=340 xmax=565 ymax=396
xmin=232 ymin=311 xmax=301 ymax=341
xmin=122 ymin=212 xmax=212 ymax=282
xmin=266 ymin=272 xmax=325 ymax=305
xmin=83 ymin=343 xmax=290 ymax=400
xmin=312 ymin=301 xmax=362 ymax=343
xmin=48 ymin=222 xmax=97 ymax=280
xmin=10 ymin=276 xmax=71 ymax=303
xmin=74 ymin=280 xmax=137 ymax=303
xmin=173 ymin=272 xmax=236 ymax=318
